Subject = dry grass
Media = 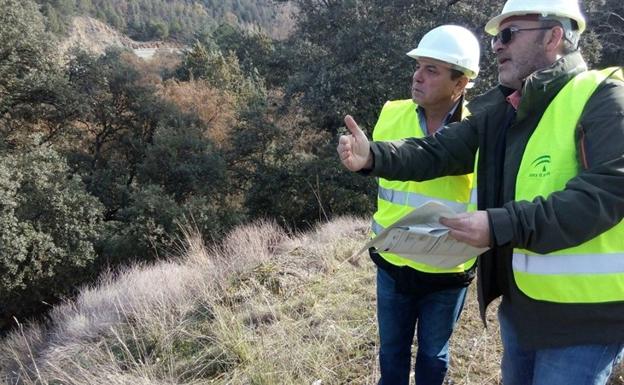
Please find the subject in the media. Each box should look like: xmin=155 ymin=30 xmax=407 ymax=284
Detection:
xmin=0 ymin=217 xmax=622 ymax=385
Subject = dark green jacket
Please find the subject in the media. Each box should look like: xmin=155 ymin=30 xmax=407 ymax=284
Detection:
xmin=368 ymin=51 xmax=624 ymax=349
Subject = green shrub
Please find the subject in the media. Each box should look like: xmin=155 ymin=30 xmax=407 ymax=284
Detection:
xmin=0 ymin=145 xmax=104 ymax=328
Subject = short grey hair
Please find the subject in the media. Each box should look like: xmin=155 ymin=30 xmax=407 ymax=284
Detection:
xmin=539 ymin=16 xmax=581 ymax=54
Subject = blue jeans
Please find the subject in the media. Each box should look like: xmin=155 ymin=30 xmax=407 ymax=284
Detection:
xmin=499 ymin=305 xmax=624 ymax=385
xmin=376 ymin=267 xmax=467 ymax=385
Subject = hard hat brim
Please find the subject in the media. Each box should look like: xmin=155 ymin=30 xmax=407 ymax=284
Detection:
xmin=485 ymin=10 xmax=586 ymax=35
xmin=405 ymin=49 xmax=479 ymax=79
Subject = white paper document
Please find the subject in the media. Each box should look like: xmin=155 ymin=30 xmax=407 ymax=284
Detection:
xmin=358 ymin=201 xmax=489 ymax=268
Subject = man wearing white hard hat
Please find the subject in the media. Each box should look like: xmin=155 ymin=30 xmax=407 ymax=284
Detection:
xmin=369 ymin=25 xmax=480 ymax=385
xmin=338 ymin=0 xmax=624 ymax=383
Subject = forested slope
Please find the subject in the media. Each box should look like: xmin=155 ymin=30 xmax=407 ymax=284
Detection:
xmin=1 ymin=0 xmax=622 ymax=338
xmin=35 ymin=0 xmax=295 ymax=41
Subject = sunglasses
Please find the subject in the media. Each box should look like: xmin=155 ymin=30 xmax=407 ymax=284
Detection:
xmin=491 ymin=26 xmax=553 ymax=48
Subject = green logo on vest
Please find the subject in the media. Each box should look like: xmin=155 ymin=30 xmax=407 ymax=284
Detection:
xmin=529 ymin=155 xmax=551 ymax=177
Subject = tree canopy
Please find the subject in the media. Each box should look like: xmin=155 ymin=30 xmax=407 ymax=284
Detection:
xmin=35 ymin=0 xmax=293 ymax=41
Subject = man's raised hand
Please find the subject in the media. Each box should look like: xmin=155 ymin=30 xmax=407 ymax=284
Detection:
xmin=337 ymin=115 xmax=373 ymax=172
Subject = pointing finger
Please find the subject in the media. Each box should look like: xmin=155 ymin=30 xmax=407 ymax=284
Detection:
xmin=344 ymin=115 xmax=364 ymax=138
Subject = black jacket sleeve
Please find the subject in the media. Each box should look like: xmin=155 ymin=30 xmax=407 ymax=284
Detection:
xmin=490 ymin=79 xmax=624 ymax=253
xmin=368 ymin=115 xmax=479 ymax=182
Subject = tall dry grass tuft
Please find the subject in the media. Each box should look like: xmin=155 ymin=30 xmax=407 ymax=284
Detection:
xmin=0 ymin=258 xmax=205 ymax=384
xmin=1 ymin=217 xmax=622 ymax=385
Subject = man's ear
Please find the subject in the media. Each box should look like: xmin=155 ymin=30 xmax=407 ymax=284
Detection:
xmin=545 ymin=26 xmax=565 ymax=53
xmin=455 ymin=76 xmax=470 ymax=95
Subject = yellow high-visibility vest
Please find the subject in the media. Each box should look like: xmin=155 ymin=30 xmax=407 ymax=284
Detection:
xmin=372 ymin=99 xmax=475 ymax=273
xmin=513 ymin=67 xmax=624 ymax=303
xmin=468 ymin=150 xmax=479 ymax=212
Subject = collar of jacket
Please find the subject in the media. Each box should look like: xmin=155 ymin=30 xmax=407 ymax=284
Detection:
xmin=517 ymin=51 xmax=588 ymax=121
xmin=450 ymin=93 xmax=466 ymax=123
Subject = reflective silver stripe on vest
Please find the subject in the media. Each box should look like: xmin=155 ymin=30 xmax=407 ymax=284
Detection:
xmin=377 ymin=186 xmax=468 ymax=213
xmin=469 ymin=187 xmax=478 ymax=208
xmin=512 ymin=252 xmax=624 ymax=275
xmin=371 ymin=219 xmax=384 ymax=236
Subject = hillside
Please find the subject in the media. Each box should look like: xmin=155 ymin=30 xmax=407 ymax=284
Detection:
xmin=2 ymin=218 xmax=622 ymax=385
xmin=37 ymin=0 xmax=296 ymax=42
xmin=59 ymin=16 xmax=182 ymax=58
xmin=3 ymin=1 xmax=624 ymax=382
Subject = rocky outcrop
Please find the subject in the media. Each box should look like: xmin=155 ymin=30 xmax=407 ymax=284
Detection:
xmin=59 ymin=16 xmax=182 ymax=58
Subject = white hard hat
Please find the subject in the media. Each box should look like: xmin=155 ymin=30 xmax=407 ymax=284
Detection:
xmin=406 ymin=25 xmax=480 ymax=79
xmin=485 ymin=0 xmax=586 ymax=35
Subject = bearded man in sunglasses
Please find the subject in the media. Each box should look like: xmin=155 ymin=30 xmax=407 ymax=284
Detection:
xmin=337 ymin=0 xmax=624 ymax=384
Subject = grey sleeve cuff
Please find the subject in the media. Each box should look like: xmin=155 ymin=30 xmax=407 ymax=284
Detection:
xmin=487 ymin=207 xmax=514 ymax=247
xmin=364 ymin=142 xmax=381 ymax=176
